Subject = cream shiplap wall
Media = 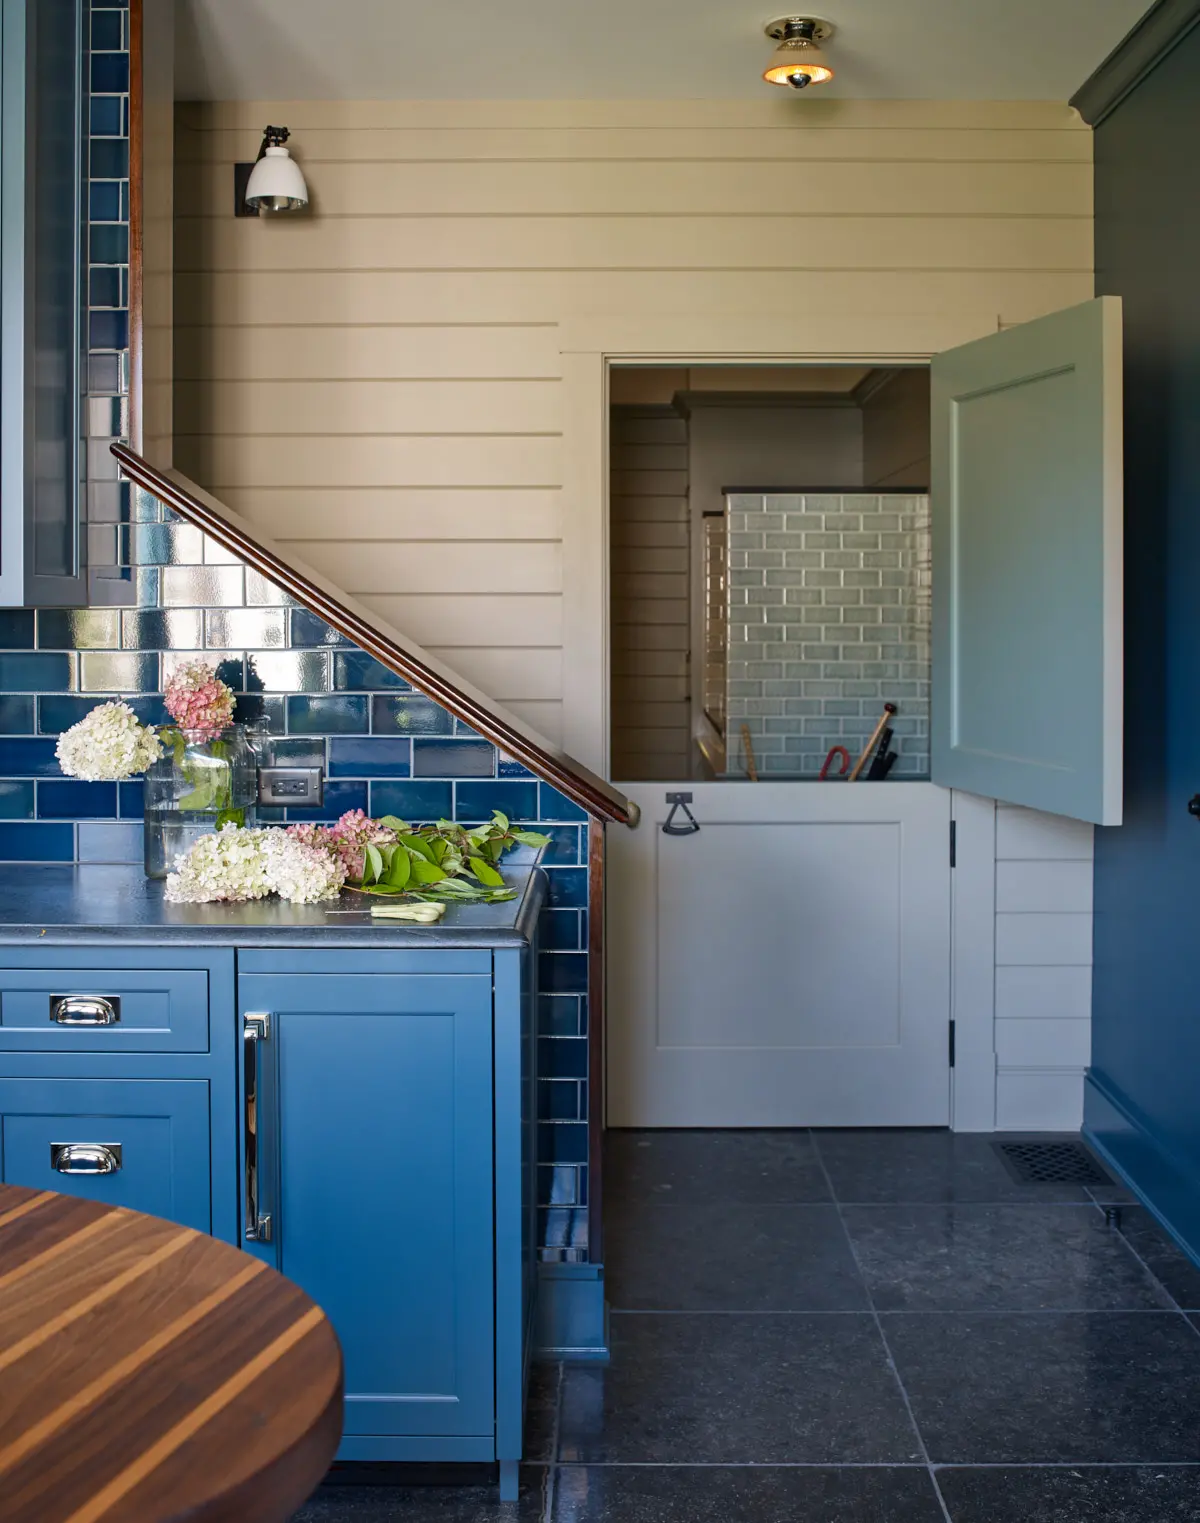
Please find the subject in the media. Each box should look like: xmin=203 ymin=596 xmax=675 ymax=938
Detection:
xmin=174 ymin=98 xmax=1092 ymax=744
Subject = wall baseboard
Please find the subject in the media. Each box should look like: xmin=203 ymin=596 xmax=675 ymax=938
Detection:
xmin=533 ymin=1262 xmax=610 ymax=1362
xmin=1084 ymin=1070 xmax=1200 ymax=1269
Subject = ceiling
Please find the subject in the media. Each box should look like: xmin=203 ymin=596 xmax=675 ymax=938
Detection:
xmin=175 ymin=0 xmax=1150 ymax=102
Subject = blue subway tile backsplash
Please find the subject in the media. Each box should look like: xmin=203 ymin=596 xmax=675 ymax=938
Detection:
xmin=0 ymin=0 xmax=595 ymax=1263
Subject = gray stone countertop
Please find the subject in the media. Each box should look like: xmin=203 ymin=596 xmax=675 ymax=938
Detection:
xmin=0 ymin=864 xmax=546 ymax=948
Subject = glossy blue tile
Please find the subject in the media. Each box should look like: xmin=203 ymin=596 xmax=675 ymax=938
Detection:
xmin=541 ymin=910 xmax=583 ymax=951
xmin=79 ymin=652 xmax=157 ymax=692
xmin=89 ymin=10 xmax=123 ymax=48
xmin=88 ymin=353 xmax=123 ymax=393
xmin=369 ymin=781 xmax=453 ymax=823
xmin=0 ymin=740 xmax=63 ymax=777
xmin=76 ymin=823 xmax=143 ymax=863
xmin=89 ymin=310 xmax=129 ymax=351
xmin=286 ymin=695 xmax=368 ymax=735
xmin=333 ymin=651 xmax=411 ymax=691
xmin=233 ymin=694 xmax=285 ymax=731
xmin=327 ymin=737 xmax=411 ymax=779
xmin=539 ymin=782 xmax=589 ymax=822
xmin=0 ymin=697 xmax=35 ymax=734
xmin=90 ymin=51 xmax=129 ymax=92
xmin=89 ymin=95 xmax=123 ymax=135
xmin=540 ymin=994 xmax=584 ymax=1037
xmin=121 ymin=609 xmax=203 ymax=651
xmin=37 ymin=781 xmax=118 ymax=819
xmin=89 ymin=222 xmax=128 ymax=263
xmin=88 ymin=266 xmax=122 ymax=307
xmin=540 ymin=953 xmax=588 ymax=996
xmin=0 ymin=610 xmax=36 ymax=648
xmin=263 ymin=736 xmax=327 ymax=769
xmin=285 ymin=781 xmax=368 ymax=824
xmin=38 ymin=695 xmax=164 ymax=735
xmin=37 ymin=610 xmax=120 ymax=650
xmin=288 ymin=611 xmax=352 ymax=648
xmin=205 ymin=610 xmax=286 ymax=649
xmin=546 ymin=867 xmax=588 ymax=909
xmin=118 ymin=782 xmax=144 ymax=819
xmin=542 ymin=825 xmax=582 ymax=865
xmin=0 ymin=823 xmax=75 ymax=862
xmin=371 ymin=695 xmax=454 ymax=736
xmin=539 ymin=1036 xmax=588 ymax=1079
xmin=245 ymin=651 xmax=330 ymax=693
xmin=128 ymin=522 xmax=203 ymax=565
xmin=538 ymin=1122 xmax=589 ymax=1166
xmin=0 ymin=782 xmax=35 ymax=820
xmin=413 ymin=740 xmax=496 ymax=779
xmin=454 ymin=780 xmax=538 ymax=822
xmin=89 ymin=181 xmax=122 ymax=221
xmin=0 ymin=653 xmax=75 ymax=692
xmin=539 ymin=1082 xmax=581 ymax=1122
xmin=498 ymin=755 xmax=536 ymax=778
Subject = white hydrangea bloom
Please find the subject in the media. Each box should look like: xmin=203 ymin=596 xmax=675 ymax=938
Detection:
xmin=55 ymin=701 xmax=162 ymax=782
xmin=260 ymin=829 xmax=347 ymax=903
xmin=164 ymin=825 xmax=273 ymax=904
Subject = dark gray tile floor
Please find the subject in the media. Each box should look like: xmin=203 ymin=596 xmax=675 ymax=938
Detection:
xmin=292 ymin=1129 xmax=1200 ymax=1521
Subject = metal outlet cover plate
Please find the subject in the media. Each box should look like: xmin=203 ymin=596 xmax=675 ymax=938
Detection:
xmin=257 ymin=766 xmax=324 ymax=808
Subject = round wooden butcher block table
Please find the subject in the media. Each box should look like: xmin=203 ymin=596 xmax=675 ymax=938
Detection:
xmin=0 ymin=1183 xmax=343 ymax=1523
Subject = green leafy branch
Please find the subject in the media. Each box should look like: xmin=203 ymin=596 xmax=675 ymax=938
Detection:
xmin=349 ymin=811 xmax=550 ymax=905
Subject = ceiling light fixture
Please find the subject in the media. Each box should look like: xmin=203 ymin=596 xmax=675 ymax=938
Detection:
xmin=235 ymin=126 xmax=309 ymax=216
xmin=762 ymin=16 xmax=835 ymax=90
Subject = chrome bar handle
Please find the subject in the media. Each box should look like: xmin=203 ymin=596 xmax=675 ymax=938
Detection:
xmin=243 ymin=1013 xmax=272 ymax=1243
xmin=51 ymin=994 xmax=120 ymax=1026
xmin=51 ymin=1142 xmax=122 ymax=1175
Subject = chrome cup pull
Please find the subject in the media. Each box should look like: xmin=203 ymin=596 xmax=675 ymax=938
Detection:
xmin=50 ymin=994 xmax=121 ymax=1027
xmin=51 ymin=1142 xmax=123 ymax=1175
xmin=243 ymin=1012 xmax=272 ymax=1243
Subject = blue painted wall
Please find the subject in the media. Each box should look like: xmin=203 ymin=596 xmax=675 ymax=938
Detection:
xmin=1087 ymin=20 xmax=1200 ymax=1253
xmin=0 ymin=0 xmax=591 ymax=1262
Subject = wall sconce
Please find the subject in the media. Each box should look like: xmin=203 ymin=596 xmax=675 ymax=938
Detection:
xmin=234 ymin=126 xmax=309 ymax=217
xmin=762 ymin=16 xmax=836 ymax=89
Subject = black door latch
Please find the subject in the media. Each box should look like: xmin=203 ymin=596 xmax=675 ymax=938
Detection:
xmin=662 ymin=792 xmax=700 ymax=836
xmin=1189 ymin=795 xmax=1200 ymax=820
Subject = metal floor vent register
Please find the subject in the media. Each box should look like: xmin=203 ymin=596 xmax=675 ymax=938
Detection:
xmin=994 ymin=1140 xmax=1112 ymax=1186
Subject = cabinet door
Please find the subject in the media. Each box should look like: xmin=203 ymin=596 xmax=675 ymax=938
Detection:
xmin=0 ymin=1076 xmax=211 ymax=1230
xmin=239 ymin=971 xmax=496 ymax=1441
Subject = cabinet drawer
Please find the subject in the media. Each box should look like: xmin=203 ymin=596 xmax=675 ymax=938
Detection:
xmin=0 ymin=1077 xmax=211 ymax=1232
xmin=0 ymin=967 xmax=209 ymax=1053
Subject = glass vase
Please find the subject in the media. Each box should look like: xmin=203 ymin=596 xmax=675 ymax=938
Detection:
xmin=143 ymin=727 xmax=258 ymax=880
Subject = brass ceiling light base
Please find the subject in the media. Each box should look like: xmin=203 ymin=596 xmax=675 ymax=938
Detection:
xmin=762 ymin=15 xmax=836 ymax=89
xmin=763 ymin=15 xmax=835 ymax=43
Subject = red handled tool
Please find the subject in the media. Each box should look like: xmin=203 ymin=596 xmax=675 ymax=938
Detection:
xmin=820 ymin=745 xmax=851 ymax=780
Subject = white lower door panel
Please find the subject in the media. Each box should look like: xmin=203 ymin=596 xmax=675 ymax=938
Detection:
xmin=607 ymin=782 xmax=952 ymax=1127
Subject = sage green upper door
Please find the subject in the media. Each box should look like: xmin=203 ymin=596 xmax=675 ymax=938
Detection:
xmin=931 ymin=297 xmax=1124 ymax=825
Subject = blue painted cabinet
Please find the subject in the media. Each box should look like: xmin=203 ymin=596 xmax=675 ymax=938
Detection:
xmin=0 ymin=928 xmax=539 ymax=1500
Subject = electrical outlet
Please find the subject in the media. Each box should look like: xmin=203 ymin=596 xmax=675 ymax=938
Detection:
xmin=256 ymin=766 xmax=324 ymax=808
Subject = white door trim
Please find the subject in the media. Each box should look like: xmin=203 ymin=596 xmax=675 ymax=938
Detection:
xmin=567 ymin=308 xmax=1007 ymax=1133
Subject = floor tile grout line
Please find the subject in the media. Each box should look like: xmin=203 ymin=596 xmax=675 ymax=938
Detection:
xmin=607 ymin=1307 xmax=1190 ymax=1317
xmin=1097 ymin=1211 xmax=1200 ymax=1343
xmin=809 ymin=1131 xmax=954 ymax=1523
xmin=549 ymin=1459 xmax=1200 ymax=1469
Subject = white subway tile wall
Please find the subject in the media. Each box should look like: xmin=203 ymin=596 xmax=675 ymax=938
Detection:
xmin=725 ymin=492 xmax=932 ymax=778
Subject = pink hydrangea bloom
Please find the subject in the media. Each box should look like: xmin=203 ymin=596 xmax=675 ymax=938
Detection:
xmin=164 ymin=659 xmax=236 ymax=741
xmin=289 ymin=808 xmax=398 ymax=881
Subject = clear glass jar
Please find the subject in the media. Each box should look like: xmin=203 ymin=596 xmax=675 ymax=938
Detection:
xmin=143 ymin=727 xmax=258 ymax=880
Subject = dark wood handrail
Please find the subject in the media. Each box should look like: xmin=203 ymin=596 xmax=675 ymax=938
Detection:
xmin=112 ymin=446 xmax=639 ymax=828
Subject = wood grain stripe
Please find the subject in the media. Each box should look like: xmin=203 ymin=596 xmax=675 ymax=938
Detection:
xmin=0 ymin=1192 xmax=54 ymax=1232
xmin=0 ymin=1212 xmax=125 ymax=1298
xmin=0 ymin=1229 xmax=192 ymax=1376
xmin=0 ymin=1259 xmax=266 ymax=1480
xmin=63 ymin=1305 xmax=327 ymax=1523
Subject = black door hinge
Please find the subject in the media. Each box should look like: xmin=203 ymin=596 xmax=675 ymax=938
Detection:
xmin=949 ymin=1020 xmax=957 ymax=1068
xmin=949 ymin=819 xmax=957 ymax=868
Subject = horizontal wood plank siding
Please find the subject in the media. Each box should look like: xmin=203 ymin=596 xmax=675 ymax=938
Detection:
xmin=993 ymin=804 xmax=1094 ymax=1131
xmin=175 ymin=99 xmax=1092 ymax=742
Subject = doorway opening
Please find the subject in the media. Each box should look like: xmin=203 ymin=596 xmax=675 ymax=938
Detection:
xmin=608 ymin=363 xmax=932 ymax=784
